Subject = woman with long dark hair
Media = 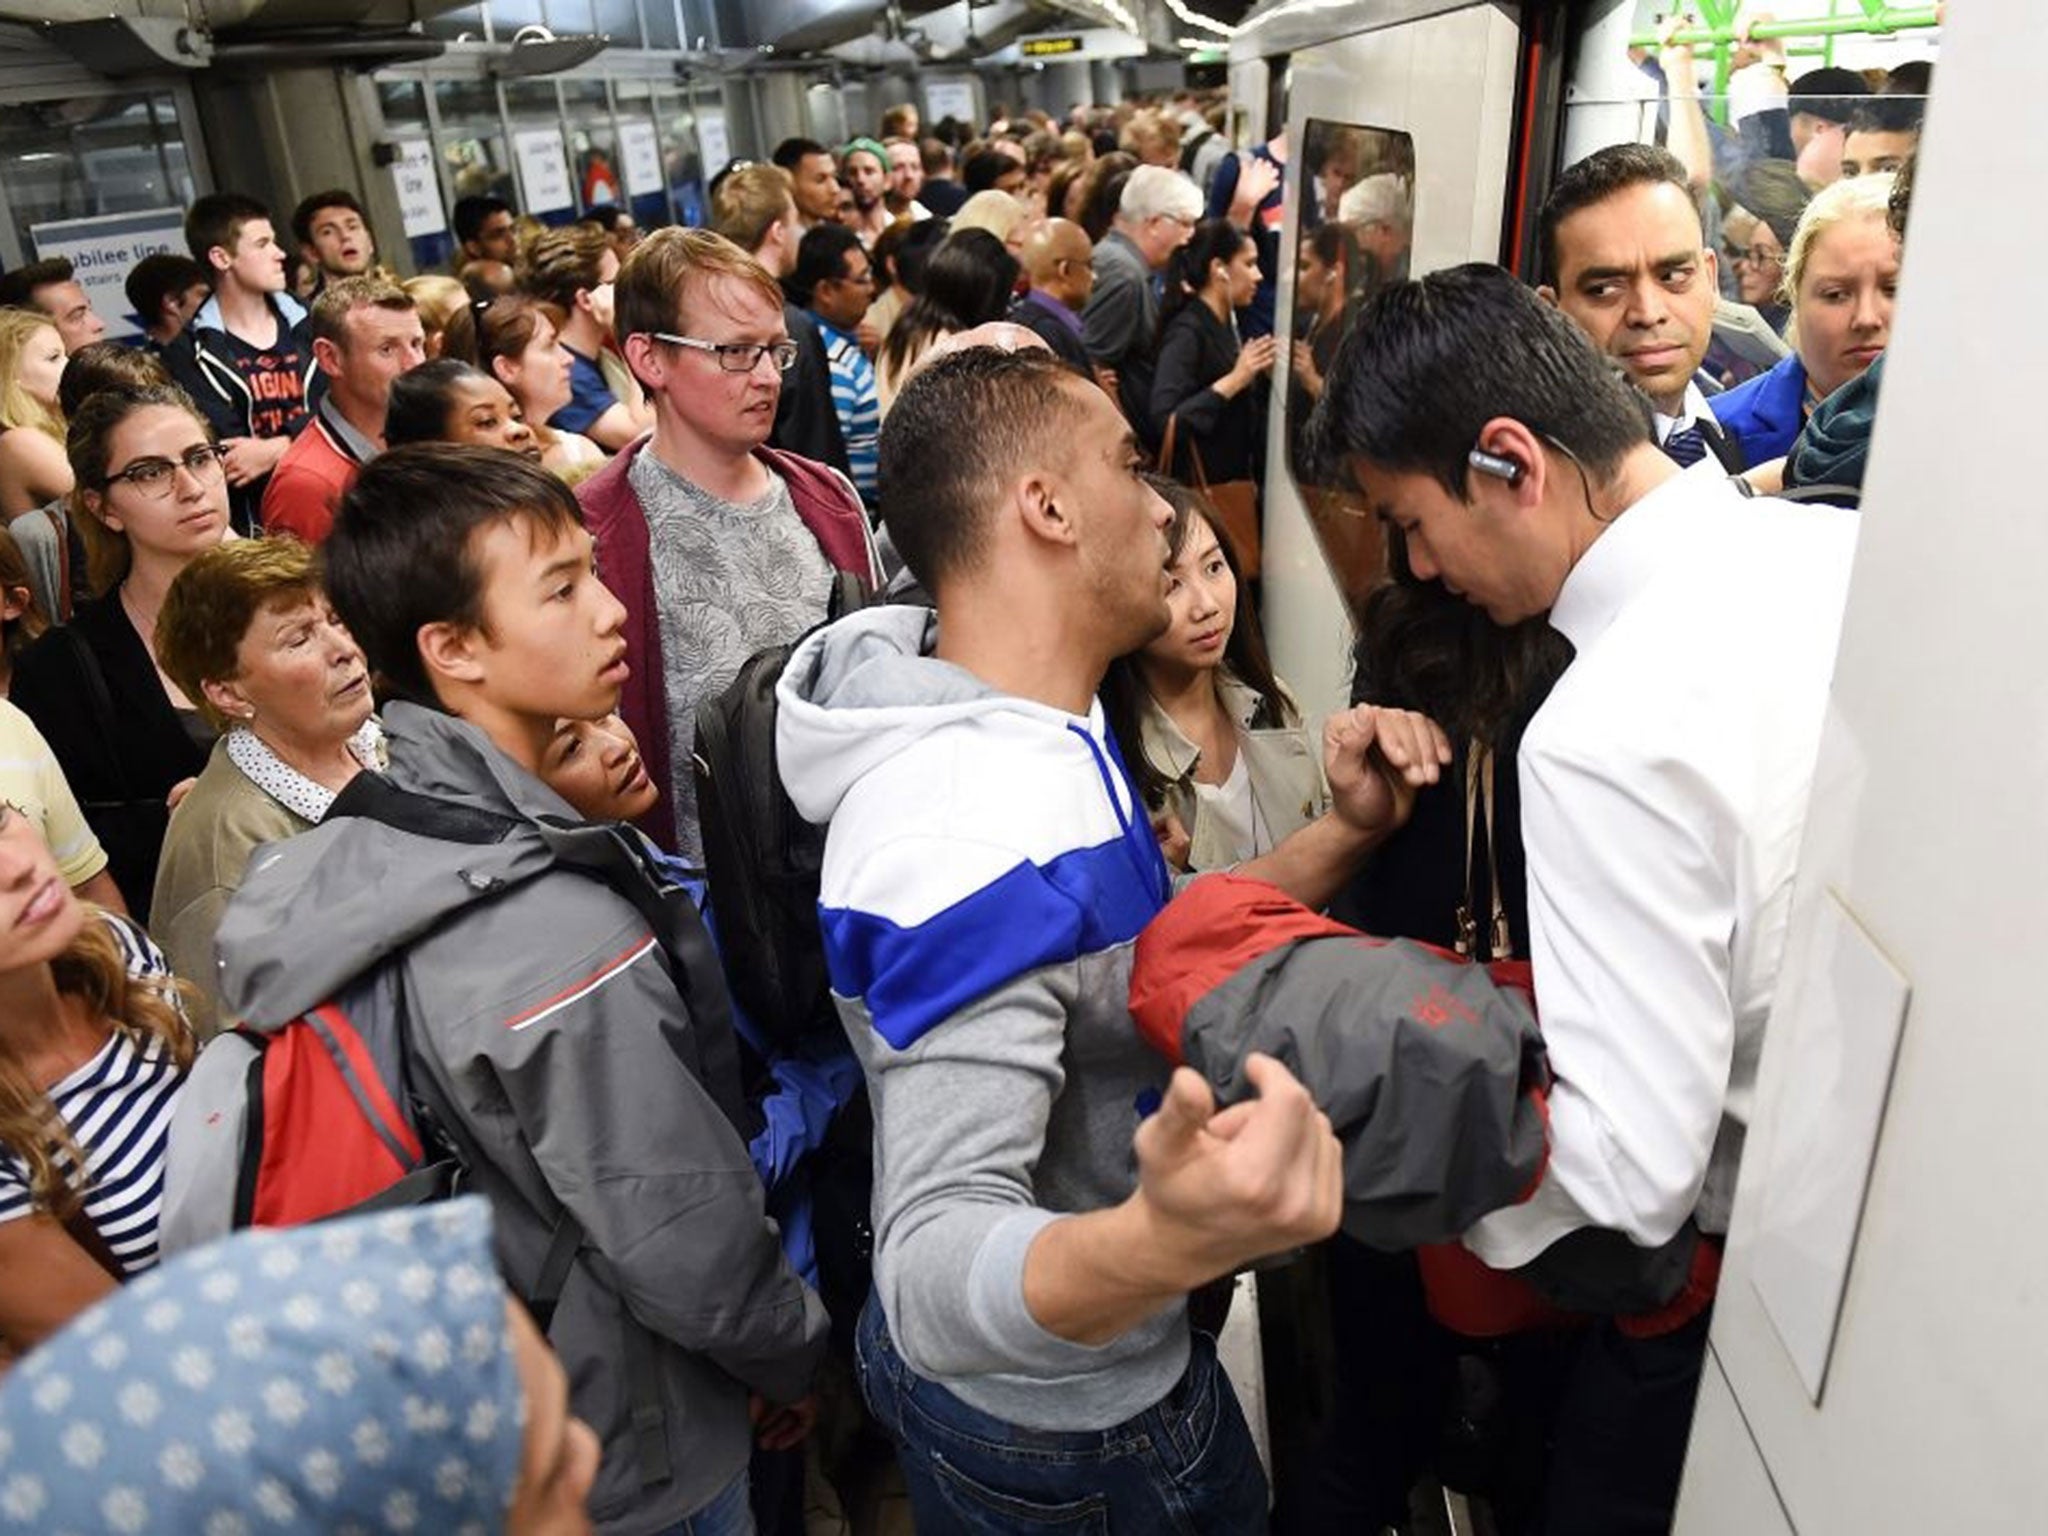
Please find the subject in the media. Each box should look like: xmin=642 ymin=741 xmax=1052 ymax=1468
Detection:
xmin=1101 ymin=478 xmax=1326 ymax=870
xmin=876 ymin=228 xmax=1020 ymax=415
xmin=1150 ymin=219 xmax=1277 ymax=487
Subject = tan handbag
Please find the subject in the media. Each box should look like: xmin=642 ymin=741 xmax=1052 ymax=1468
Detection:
xmin=1158 ymin=413 xmax=1261 ymax=579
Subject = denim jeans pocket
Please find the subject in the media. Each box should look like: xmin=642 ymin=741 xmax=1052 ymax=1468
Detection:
xmin=927 ymin=1449 xmax=1113 ymax=1533
xmin=1164 ymin=1340 xmax=1269 ymax=1528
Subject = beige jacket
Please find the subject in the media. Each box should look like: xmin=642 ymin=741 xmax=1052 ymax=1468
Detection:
xmin=1139 ymin=672 xmax=1329 ymax=872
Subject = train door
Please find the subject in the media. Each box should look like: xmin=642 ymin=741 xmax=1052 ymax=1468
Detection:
xmin=1252 ymin=3 xmax=1525 ymax=718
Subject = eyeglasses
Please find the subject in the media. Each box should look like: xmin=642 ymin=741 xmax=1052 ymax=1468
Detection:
xmin=647 ymin=333 xmax=799 ymax=373
xmin=1723 ymin=243 xmax=1784 ymax=267
xmin=102 ymin=443 xmax=227 ymax=495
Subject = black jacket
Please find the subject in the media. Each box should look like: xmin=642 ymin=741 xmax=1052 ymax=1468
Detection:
xmin=1149 ymin=302 xmax=1264 ymax=484
xmin=773 ymin=303 xmax=853 ymax=480
xmin=1010 ymin=291 xmax=1092 ymax=373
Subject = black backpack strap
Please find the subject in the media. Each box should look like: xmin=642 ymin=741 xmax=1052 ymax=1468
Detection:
xmin=325 ymin=770 xmax=521 ymax=842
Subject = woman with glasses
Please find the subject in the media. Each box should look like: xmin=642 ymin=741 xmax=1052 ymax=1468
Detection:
xmin=1724 ymin=160 xmax=1809 ymax=337
xmin=10 ymin=385 xmax=230 ymax=921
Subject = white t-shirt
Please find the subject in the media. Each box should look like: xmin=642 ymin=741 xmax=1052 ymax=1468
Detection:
xmin=1189 ymin=748 xmax=1272 ymax=864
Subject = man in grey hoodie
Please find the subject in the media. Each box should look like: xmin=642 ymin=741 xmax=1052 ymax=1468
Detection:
xmin=777 ymin=345 xmax=1450 ymax=1525
xmin=210 ymin=445 xmax=826 ymax=1536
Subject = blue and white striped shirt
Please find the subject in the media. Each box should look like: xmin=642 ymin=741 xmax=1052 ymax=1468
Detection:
xmin=814 ymin=315 xmax=881 ymax=508
xmin=0 ymin=914 xmax=186 ymax=1276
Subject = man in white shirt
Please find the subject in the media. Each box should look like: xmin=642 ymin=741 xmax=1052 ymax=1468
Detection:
xmin=1537 ymin=143 xmax=1740 ymax=471
xmin=1320 ymin=261 xmax=1858 ymax=1533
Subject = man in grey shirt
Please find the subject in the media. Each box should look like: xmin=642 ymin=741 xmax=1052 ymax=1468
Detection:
xmin=579 ymin=227 xmax=878 ymax=862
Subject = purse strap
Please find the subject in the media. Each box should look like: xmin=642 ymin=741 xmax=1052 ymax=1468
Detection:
xmin=1154 ymin=413 xmax=1217 ymax=496
xmin=61 ymin=1201 xmax=127 ymax=1282
xmin=1455 ymin=740 xmax=1511 ymax=961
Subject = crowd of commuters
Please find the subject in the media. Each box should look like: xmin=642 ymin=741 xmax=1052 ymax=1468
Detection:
xmin=0 ymin=44 xmax=1923 ymax=1536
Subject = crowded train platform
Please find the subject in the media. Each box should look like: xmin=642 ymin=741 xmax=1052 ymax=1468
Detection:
xmin=0 ymin=0 xmax=2032 ymax=1532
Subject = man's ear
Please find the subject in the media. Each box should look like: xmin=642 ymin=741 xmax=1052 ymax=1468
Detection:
xmin=416 ymin=619 xmax=488 ymax=690
xmin=1472 ymin=416 xmax=1548 ymax=508
xmin=1014 ymin=467 xmax=1077 ymax=550
xmin=208 ymin=244 xmax=234 ymax=279
xmin=311 ymin=336 xmax=344 ymax=377
xmin=1535 ymin=283 xmax=1559 ymax=308
xmin=620 ymin=332 xmax=663 ymax=393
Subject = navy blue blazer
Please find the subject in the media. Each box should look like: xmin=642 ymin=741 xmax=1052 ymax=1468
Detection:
xmin=1710 ymin=352 xmax=1809 ymax=464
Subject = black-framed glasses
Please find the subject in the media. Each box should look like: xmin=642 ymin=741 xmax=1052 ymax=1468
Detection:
xmin=101 ymin=443 xmax=227 ymax=496
xmin=647 ymin=333 xmax=799 ymax=373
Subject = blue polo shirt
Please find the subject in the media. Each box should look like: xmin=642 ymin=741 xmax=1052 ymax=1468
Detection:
xmin=549 ymin=345 xmax=617 ymax=436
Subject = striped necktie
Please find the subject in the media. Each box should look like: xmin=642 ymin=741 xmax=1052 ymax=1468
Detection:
xmin=1662 ymin=422 xmax=1710 ymax=467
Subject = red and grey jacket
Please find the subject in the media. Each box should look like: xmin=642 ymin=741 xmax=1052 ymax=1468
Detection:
xmin=1129 ymin=874 xmax=1718 ymax=1338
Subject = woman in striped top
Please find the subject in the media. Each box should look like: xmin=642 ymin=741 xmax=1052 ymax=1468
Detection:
xmin=0 ymin=798 xmax=192 ymax=1353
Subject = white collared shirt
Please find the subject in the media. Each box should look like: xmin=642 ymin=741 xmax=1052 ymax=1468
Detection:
xmin=1652 ymin=378 xmax=1715 ymax=447
xmin=1464 ymin=470 xmax=1859 ymax=1267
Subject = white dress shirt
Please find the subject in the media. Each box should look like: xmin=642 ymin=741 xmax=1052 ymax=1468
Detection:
xmin=1653 ymin=378 xmax=1716 ymax=447
xmin=1464 ymin=469 xmax=1859 ymax=1268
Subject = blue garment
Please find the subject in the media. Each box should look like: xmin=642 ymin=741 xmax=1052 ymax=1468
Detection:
xmin=0 ymin=1199 xmax=524 ymax=1534
xmin=1207 ymin=147 xmax=1285 ymax=338
xmin=653 ymin=1467 xmax=755 ymax=1536
xmin=1711 ymin=352 xmax=1810 ymax=465
xmin=812 ymin=315 xmax=880 ymax=507
xmin=857 ymin=1293 xmax=1268 ymax=1531
xmin=650 ymin=849 xmax=862 ymax=1286
xmin=550 ymin=344 xmax=619 ymax=436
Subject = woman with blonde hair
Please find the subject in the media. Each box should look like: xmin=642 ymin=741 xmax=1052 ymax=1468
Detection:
xmin=0 ymin=307 xmax=72 ymax=520
xmin=402 ymin=272 xmax=470 ymax=359
xmin=10 ymin=385 xmax=229 ymax=920
xmin=1713 ymin=172 xmax=1900 ymax=463
xmin=0 ymin=805 xmax=194 ymax=1351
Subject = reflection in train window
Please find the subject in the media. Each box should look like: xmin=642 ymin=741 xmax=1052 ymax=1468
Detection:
xmin=1283 ymin=119 xmax=1415 ymax=621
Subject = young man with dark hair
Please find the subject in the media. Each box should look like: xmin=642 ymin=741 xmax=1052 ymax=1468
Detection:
xmin=1315 ymin=262 xmax=1858 ymax=1530
xmin=709 ymin=164 xmax=852 ymax=479
xmin=580 ymin=228 xmax=877 ymax=864
xmin=453 ymin=193 xmax=518 ymax=267
xmin=123 ymin=253 xmax=210 ymax=353
xmin=1842 ymin=94 xmax=1923 ymax=178
xmin=260 ymin=276 xmax=425 ymax=544
xmin=916 ymin=137 xmax=967 ymax=217
xmin=1536 ymin=142 xmax=1738 ymax=470
xmin=290 ymin=188 xmax=380 ymax=296
xmin=961 ymin=147 xmax=1026 ymax=197
xmin=774 ymin=344 xmax=1447 ymax=1527
xmin=1786 ymin=65 xmax=1868 ymax=186
xmin=0 ymin=257 xmax=107 ymax=355
xmin=165 ymin=192 xmax=317 ymax=536
xmin=771 ymin=137 xmax=842 ymax=229
xmin=217 ymin=442 xmax=826 ymax=1535
xmin=789 ymin=225 xmax=880 ymax=509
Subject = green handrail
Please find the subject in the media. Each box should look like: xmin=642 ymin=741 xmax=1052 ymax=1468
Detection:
xmin=1627 ymin=7 xmax=1941 ymax=47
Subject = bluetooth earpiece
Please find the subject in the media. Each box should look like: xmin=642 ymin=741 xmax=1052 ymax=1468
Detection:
xmin=1466 ymin=448 xmax=1526 ymax=486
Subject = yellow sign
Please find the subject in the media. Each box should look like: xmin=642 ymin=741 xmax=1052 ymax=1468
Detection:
xmin=1021 ymin=35 xmax=1083 ymax=57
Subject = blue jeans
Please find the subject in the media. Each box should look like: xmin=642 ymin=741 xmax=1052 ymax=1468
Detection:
xmin=855 ymin=1293 xmax=1268 ymax=1533
xmin=653 ymin=1466 xmax=754 ymax=1536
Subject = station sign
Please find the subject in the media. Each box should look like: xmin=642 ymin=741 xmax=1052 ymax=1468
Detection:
xmin=513 ymin=127 xmax=574 ymax=213
xmin=29 ymin=207 xmax=184 ymax=341
xmin=925 ymin=79 xmax=977 ymax=127
xmin=1022 ymin=35 xmax=1083 ymax=57
xmin=1001 ymin=27 xmax=1146 ymax=64
xmin=618 ymin=120 xmax=664 ymax=199
xmin=388 ymin=139 xmax=446 ymax=238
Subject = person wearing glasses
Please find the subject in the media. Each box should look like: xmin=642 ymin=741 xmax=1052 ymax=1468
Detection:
xmin=1083 ymin=164 xmax=1203 ymax=444
xmin=1013 ymin=216 xmax=1097 ymax=373
xmin=579 ymin=228 xmax=879 ymax=861
xmin=790 ymin=225 xmax=884 ymax=511
xmin=11 ymin=386 xmax=232 ymax=921
xmin=1724 ymin=160 xmax=1809 ymax=338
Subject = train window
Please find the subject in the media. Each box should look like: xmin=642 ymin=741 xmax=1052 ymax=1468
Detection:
xmin=642 ymin=0 xmax=683 ymax=52
xmin=434 ymin=79 xmax=518 ymax=210
xmin=1281 ymin=118 xmax=1416 ymax=617
xmin=592 ymin=0 xmax=645 ymax=48
xmin=0 ymin=94 xmax=197 ymax=270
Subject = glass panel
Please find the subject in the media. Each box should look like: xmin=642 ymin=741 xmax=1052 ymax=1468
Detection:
xmin=503 ymin=77 xmax=576 ymax=224
xmin=0 ymin=91 xmax=194 ymax=265
xmin=592 ymin=0 xmax=643 ymax=48
xmin=643 ymin=0 xmax=682 ymax=52
xmin=422 ymin=3 xmax=488 ymax=41
xmin=545 ymin=0 xmax=596 ymax=31
xmin=613 ymin=78 xmax=674 ymax=230
xmin=1283 ymin=119 xmax=1416 ymax=616
xmin=561 ymin=79 xmax=622 ymax=213
xmin=490 ymin=0 xmax=548 ymax=33
xmin=433 ymin=77 xmax=517 ymax=217
xmin=652 ymin=87 xmax=705 ymax=228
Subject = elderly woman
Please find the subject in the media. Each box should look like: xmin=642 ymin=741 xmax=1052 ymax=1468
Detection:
xmin=1713 ymin=172 xmax=1899 ymax=463
xmin=151 ymin=539 xmax=381 ymax=1029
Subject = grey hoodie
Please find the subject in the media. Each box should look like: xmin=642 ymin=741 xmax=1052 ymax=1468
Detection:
xmin=778 ymin=607 xmax=1187 ymax=1432
xmin=202 ymin=702 xmax=827 ymax=1535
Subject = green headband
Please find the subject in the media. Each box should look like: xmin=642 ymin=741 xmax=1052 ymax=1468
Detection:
xmin=842 ymin=137 xmax=890 ymax=169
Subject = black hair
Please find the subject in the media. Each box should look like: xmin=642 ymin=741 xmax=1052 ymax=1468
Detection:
xmin=962 ymin=150 xmax=1017 ymax=194
xmin=1848 ymin=94 xmax=1924 ymax=138
xmin=771 ymin=137 xmax=830 ymax=171
xmin=1882 ymin=60 xmax=1933 ymax=97
xmin=122 ymin=253 xmax=209 ymax=330
xmin=878 ymin=229 xmax=1020 ymax=384
xmin=892 ymin=216 xmax=951 ymax=295
xmin=579 ymin=204 xmax=629 ymax=233
xmin=0 ymin=258 xmax=75 ymax=309
xmin=1307 ymin=262 xmax=1650 ymax=499
xmin=1735 ymin=158 xmax=1811 ymax=249
xmin=1537 ymin=143 xmax=1699 ymax=287
xmin=1100 ymin=476 xmax=1296 ymax=811
xmin=290 ymin=188 xmax=368 ymax=249
xmin=789 ymin=223 xmax=865 ymax=308
xmin=383 ymin=359 xmax=495 ymax=448
xmin=325 ymin=443 xmax=581 ymax=707
xmin=1160 ymin=218 xmax=1249 ymax=331
xmin=1352 ymin=580 xmax=1574 ymax=750
xmin=452 ymin=194 xmax=512 ymax=246
xmin=878 ymin=346 xmax=1089 ymax=592
xmin=1788 ymin=66 xmax=1869 ymax=123
xmin=185 ymin=192 xmax=272 ymax=266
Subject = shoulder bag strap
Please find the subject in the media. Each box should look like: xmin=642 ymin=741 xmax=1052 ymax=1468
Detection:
xmin=61 ymin=1201 xmax=128 ymax=1282
xmin=1156 ymin=413 xmax=1180 ymax=478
